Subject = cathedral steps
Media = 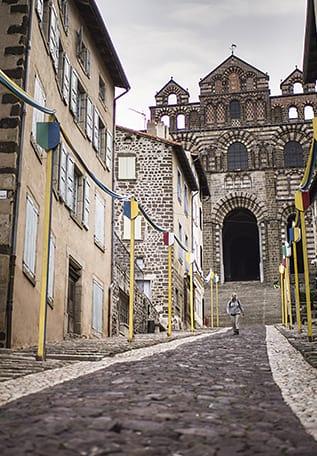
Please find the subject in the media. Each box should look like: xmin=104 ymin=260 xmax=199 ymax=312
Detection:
xmin=216 ymin=281 xmax=281 ymax=327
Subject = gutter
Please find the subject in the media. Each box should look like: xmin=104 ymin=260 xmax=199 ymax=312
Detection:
xmin=6 ymin=0 xmax=34 ymax=348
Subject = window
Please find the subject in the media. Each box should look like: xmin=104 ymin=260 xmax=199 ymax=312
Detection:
xmin=177 ymin=114 xmax=185 ymax=129
xmin=177 ymin=169 xmax=182 ymax=202
xmin=77 ymin=27 xmax=91 ymax=76
xmin=227 ymin=142 xmax=248 ymax=171
xmin=95 ymin=193 xmax=105 ymax=249
xmin=77 ymin=81 xmax=87 ymax=131
xmin=284 ymin=141 xmax=304 ymax=168
xmin=288 ymin=106 xmax=298 ymax=120
xmin=99 ymin=76 xmax=106 ymax=103
xmin=47 ymin=233 xmax=56 ymax=302
xmin=293 ymin=82 xmax=303 ymax=94
xmin=272 ymin=106 xmax=283 ymax=123
xmin=161 ymin=115 xmax=170 ymax=127
xmin=168 ymin=93 xmax=177 ymax=104
xmin=136 ymin=279 xmax=151 ymax=299
xmin=92 ymin=280 xmax=103 ymax=333
xmin=123 ymin=215 xmax=142 ymax=240
xmin=23 ymin=194 xmax=39 ymax=278
xmin=230 ymin=100 xmax=241 ymax=119
xmin=184 ymin=184 xmax=189 ymax=216
xmin=118 ymin=156 xmax=136 ymax=180
xmin=304 ymin=105 xmax=314 ymax=120
xmin=32 ymin=75 xmax=46 ymax=153
xmin=60 ymin=0 xmax=69 ymax=32
xmin=229 ymin=73 xmax=240 ymax=92
xmin=93 ymin=109 xmax=107 ymax=164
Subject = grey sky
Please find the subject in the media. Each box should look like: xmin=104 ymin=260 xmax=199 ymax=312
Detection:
xmin=96 ymin=0 xmax=307 ymax=129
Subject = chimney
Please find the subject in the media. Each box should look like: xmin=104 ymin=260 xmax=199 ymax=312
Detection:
xmin=147 ymin=120 xmax=170 ymax=140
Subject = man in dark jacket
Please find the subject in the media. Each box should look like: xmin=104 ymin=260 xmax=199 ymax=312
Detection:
xmin=226 ymin=293 xmax=244 ymax=335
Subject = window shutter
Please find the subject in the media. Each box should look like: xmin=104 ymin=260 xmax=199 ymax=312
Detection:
xmin=32 ymin=76 xmax=45 ymax=150
xmin=85 ymin=48 xmax=91 ymax=76
xmin=70 ymin=69 xmax=78 ymax=116
xmin=86 ymin=97 xmax=93 ymax=141
xmin=66 ymin=155 xmax=75 ymax=209
xmin=49 ymin=5 xmax=59 ymax=71
xmin=106 ymin=130 xmax=112 ymax=171
xmin=94 ymin=194 xmax=105 ymax=247
xmin=62 ymin=55 xmax=71 ymax=104
xmin=59 ymin=143 xmax=67 ymax=200
xmin=83 ymin=177 xmax=90 ymax=228
xmin=47 ymin=234 xmax=56 ymax=300
xmin=36 ymin=0 xmax=44 ymax=20
xmin=78 ymin=92 xmax=87 ymax=130
xmin=93 ymin=107 xmax=99 ymax=150
xmin=24 ymin=196 xmax=38 ymax=275
xmin=92 ymin=281 xmax=103 ymax=332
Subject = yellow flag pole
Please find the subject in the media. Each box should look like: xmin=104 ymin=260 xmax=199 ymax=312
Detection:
xmin=215 ymin=277 xmax=219 ymax=327
xmin=292 ymin=240 xmax=302 ymax=333
xmin=189 ymin=261 xmax=194 ymax=332
xmin=285 ymin=257 xmax=293 ymax=329
xmin=36 ymin=118 xmax=54 ymax=361
xmin=279 ymin=266 xmax=285 ymax=325
xmin=283 ymin=269 xmax=288 ymax=327
xmin=128 ymin=197 xmax=137 ymax=342
xmin=300 ymin=210 xmax=313 ymax=341
xmin=210 ymin=269 xmax=214 ymax=328
xmin=167 ymin=243 xmax=173 ymax=337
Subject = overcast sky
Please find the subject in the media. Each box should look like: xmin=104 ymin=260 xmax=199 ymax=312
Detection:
xmin=96 ymin=0 xmax=307 ymax=130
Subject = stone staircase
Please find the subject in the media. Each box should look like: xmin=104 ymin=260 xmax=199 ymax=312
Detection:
xmin=217 ymin=281 xmax=280 ymax=327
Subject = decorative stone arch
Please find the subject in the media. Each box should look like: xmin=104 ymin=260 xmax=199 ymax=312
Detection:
xmin=272 ymin=104 xmax=284 ymax=123
xmin=272 ymin=124 xmax=311 ymax=168
xmin=217 ymin=129 xmax=256 ymax=171
xmin=212 ymin=192 xmax=268 ymax=282
xmin=244 ymin=71 xmax=257 ymax=91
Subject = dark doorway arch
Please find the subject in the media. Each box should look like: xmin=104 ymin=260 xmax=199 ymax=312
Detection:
xmin=286 ymin=214 xmax=304 ymax=274
xmin=223 ymin=208 xmax=260 ymax=281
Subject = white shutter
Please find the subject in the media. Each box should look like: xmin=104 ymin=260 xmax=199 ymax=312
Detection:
xmin=66 ymin=155 xmax=75 ymax=209
xmin=62 ymin=55 xmax=71 ymax=104
xmin=36 ymin=0 xmax=44 ymax=20
xmin=106 ymin=130 xmax=112 ymax=171
xmin=94 ymin=194 xmax=105 ymax=247
xmin=47 ymin=234 xmax=56 ymax=300
xmin=23 ymin=195 xmax=38 ymax=275
xmin=32 ymin=76 xmax=45 ymax=141
xmin=86 ymin=97 xmax=93 ymax=141
xmin=70 ymin=69 xmax=78 ymax=116
xmin=49 ymin=5 xmax=59 ymax=70
xmin=92 ymin=281 xmax=103 ymax=332
xmin=83 ymin=178 xmax=90 ymax=228
xmin=59 ymin=143 xmax=67 ymax=200
xmin=93 ymin=107 xmax=99 ymax=150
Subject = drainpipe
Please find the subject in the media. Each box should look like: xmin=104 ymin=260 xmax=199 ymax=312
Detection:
xmin=108 ymin=86 xmax=130 ymax=336
xmin=6 ymin=0 xmax=34 ymax=348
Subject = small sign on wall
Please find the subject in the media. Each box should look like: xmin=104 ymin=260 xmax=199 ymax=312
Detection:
xmin=0 ymin=190 xmax=7 ymax=199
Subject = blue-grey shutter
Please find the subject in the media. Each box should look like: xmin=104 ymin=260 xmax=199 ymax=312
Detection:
xmin=49 ymin=5 xmax=59 ymax=71
xmin=59 ymin=143 xmax=67 ymax=201
xmin=93 ymin=107 xmax=99 ymax=151
xmin=106 ymin=129 xmax=112 ymax=171
xmin=82 ymin=178 xmax=90 ymax=228
xmin=66 ymin=155 xmax=75 ymax=210
xmin=92 ymin=281 xmax=103 ymax=333
xmin=70 ymin=69 xmax=78 ymax=116
xmin=62 ymin=55 xmax=71 ymax=104
xmin=86 ymin=97 xmax=93 ymax=141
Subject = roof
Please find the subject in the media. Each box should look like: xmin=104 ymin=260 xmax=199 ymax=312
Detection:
xmin=303 ymin=0 xmax=317 ymax=83
xmin=200 ymin=54 xmax=268 ymax=84
xmin=156 ymin=78 xmax=189 ymax=97
xmin=76 ymin=0 xmax=130 ymax=89
xmin=117 ymin=126 xmax=199 ymax=191
xmin=280 ymin=68 xmax=303 ymax=87
xmin=192 ymin=155 xmax=210 ymax=197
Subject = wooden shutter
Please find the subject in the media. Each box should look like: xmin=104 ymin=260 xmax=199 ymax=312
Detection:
xmin=62 ymin=55 xmax=71 ymax=104
xmin=70 ymin=68 xmax=78 ymax=116
xmin=94 ymin=194 xmax=105 ymax=246
xmin=92 ymin=281 xmax=103 ymax=333
xmin=93 ymin=107 xmax=99 ymax=151
xmin=36 ymin=0 xmax=44 ymax=20
xmin=49 ymin=5 xmax=59 ymax=70
xmin=59 ymin=143 xmax=67 ymax=200
xmin=78 ymin=92 xmax=87 ymax=130
xmin=86 ymin=97 xmax=93 ymax=141
xmin=85 ymin=48 xmax=91 ymax=76
xmin=23 ymin=195 xmax=38 ymax=275
xmin=106 ymin=130 xmax=112 ymax=171
xmin=47 ymin=234 xmax=56 ymax=300
xmin=66 ymin=155 xmax=75 ymax=209
xmin=82 ymin=177 xmax=90 ymax=228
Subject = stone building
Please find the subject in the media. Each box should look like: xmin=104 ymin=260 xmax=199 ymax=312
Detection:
xmin=0 ymin=0 xmax=129 ymax=347
xmin=114 ymin=124 xmax=209 ymax=330
xmin=150 ymin=54 xmax=317 ymax=324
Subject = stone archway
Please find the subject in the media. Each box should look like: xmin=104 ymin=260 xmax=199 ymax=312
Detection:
xmin=223 ymin=208 xmax=260 ymax=282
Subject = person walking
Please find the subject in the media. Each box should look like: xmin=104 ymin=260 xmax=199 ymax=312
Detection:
xmin=227 ymin=293 xmax=244 ymax=335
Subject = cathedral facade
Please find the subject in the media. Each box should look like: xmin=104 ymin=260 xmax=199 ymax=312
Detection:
xmin=150 ymin=55 xmax=317 ymax=288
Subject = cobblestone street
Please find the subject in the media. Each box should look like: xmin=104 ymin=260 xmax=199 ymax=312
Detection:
xmin=0 ymin=325 xmax=316 ymax=455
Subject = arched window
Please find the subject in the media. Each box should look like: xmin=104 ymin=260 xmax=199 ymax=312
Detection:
xmin=228 ymin=73 xmax=240 ymax=92
xmin=230 ymin=100 xmax=241 ymax=119
xmin=205 ymin=104 xmax=214 ymax=124
xmin=227 ymin=142 xmax=248 ymax=170
xmin=273 ymin=106 xmax=283 ymax=123
xmin=246 ymin=77 xmax=255 ymax=91
xmin=284 ymin=141 xmax=304 ymax=168
xmin=177 ymin=113 xmax=185 ymax=129
xmin=288 ymin=106 xmax=298 ymax=120
xmin=293 ymin=82 xmax=303 ymax=94
xmin=161 ymin=115 xmax=170 ymax=127
xmin=215 ymin=79 xmax=222 ymax=94
xmin=304 ymin=105 xmax=314 ymax=120
xmin=168 ymin=93 xmax=177 ymax=105
xmin=189 ymin=110 xmax=199 ymax=128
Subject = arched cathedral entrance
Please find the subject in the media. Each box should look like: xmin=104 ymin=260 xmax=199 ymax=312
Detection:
xmin=223 ymin=208 xmax=260 ymax=282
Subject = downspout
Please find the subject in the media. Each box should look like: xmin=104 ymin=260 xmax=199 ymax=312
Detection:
xmin=108 ymin=86 xmax=130 ymax=336
xmin=6 ymin=0 xmax=34 ymax=348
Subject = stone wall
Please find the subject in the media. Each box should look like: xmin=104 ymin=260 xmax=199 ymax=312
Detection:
xmin=0 ymin=0 xmax=30 ymax=347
